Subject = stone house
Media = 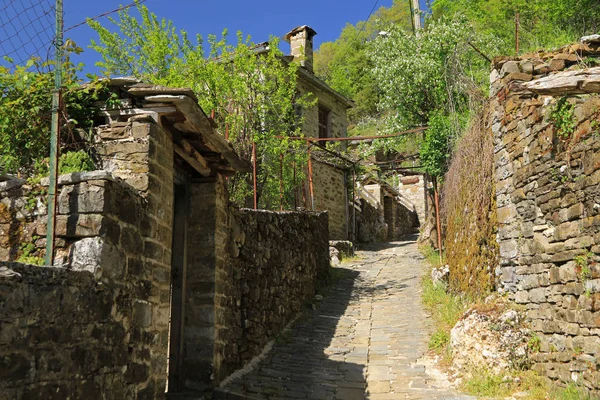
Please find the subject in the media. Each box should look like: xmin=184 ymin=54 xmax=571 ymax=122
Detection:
xmin=284 ymin=26 xmax=354 ymax=240
xmin=0 ymin=80 xmax=329 ymax=399
xmin=362 ymin=177 xmax=420 ymax=241
xmin=397 ymin=174 xmax=426 ymax=225
xmin=212 ymin=26 xmax=353 ymax=240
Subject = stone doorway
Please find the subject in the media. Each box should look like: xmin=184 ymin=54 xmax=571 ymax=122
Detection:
xmin=167 ymin=169 xmax=190 ymax=392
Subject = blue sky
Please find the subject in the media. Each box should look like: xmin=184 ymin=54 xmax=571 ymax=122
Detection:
xmin=60 ymin=0 xmax=428 ymax=75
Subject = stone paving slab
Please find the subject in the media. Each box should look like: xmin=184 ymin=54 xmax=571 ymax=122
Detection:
xmin=216 ymin=238 xmax=475 ymax=400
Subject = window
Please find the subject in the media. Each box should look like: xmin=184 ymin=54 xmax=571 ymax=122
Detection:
xmin=318 ymin=105 xmax=330 ymax=139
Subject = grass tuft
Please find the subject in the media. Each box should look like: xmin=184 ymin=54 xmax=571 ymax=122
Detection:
xmin=551 ymin=381 xmax=600 ymax=400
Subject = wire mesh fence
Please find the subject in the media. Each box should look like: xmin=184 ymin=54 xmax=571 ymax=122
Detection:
xmin=0 ymin=0 xmax=56 ymax=68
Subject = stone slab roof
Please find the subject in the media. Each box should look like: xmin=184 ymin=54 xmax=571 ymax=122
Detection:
xmin=99 ymin=78 xmax=251 ymax=176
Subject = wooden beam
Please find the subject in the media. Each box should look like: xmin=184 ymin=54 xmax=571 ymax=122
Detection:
xmin=144 ymin=95 xmax=251 ymax=173
xmin=169 ymin=129 xmax=211 ymax=176
xmin=173 ymin=144 xmax=211 ymax=177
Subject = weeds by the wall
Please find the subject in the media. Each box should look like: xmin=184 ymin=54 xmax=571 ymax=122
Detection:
xmin=420 ymin=244 xmax=596 ymax=399
xmin=462 ymin=370 xmax=549 ymax=399
xmin=16 ymin=237 xmax=44 ymax=266
xmin=552 ymin=381 xmax=600 ymax=400
xmin=420 ymin=244 xmax=472 ymax=362
xmin=550 ymin=97 xmax=577 ymax=140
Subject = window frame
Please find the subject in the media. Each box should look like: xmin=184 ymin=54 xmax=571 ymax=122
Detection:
xmin=318 ymin=104 xmax=330 ymax=139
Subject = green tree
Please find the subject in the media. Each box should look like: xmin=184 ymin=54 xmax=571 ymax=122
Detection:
xmin=431 ymin=0 xmax=600 ymax=54
xmin=367 ymin=13 xmax=498 ymax=176
xmin=314 ymin=0 xmax=413 ymax=125
xmin=0 ymin=41 xmax=101 ymax=176
xmin=89 ymin=4 xmax=314 ymax=209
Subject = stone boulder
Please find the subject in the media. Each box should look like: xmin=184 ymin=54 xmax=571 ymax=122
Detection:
xmin=329 ymin=247 xmax=341 ymax=267
xmin=329 ymin=240 xmax=354 ymax=259
xmin=431 ymin=264 xmax=449 ymax=287
xmin=450 ymin=303 xmax=532 ymax=375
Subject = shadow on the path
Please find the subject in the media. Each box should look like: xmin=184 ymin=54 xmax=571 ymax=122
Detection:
xmin=216 ymin=240 xmax=424 ymax=400
xmin=215 ymin=267 xmax=368 ymax=400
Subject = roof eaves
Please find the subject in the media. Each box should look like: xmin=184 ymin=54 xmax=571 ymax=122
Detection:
xmin=296 ymin=67 xmax=355 ymax=108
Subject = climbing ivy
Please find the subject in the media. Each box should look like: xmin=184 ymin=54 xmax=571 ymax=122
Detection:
xmin=550 ymin=97 xmax=576 ymax=140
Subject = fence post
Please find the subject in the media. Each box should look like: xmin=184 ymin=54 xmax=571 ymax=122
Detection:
xmin=44 ymin=0 xmax=63 ymax=266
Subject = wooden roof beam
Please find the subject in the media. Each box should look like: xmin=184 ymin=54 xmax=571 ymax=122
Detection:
xmin=144 ymin=94 xmax=251 ymax=173
xmin=171 ymin=130 xmax=211 ymax=176
xmin=173 ymin=143 xmax=211 ymax=177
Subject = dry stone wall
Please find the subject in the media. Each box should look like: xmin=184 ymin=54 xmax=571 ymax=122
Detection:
xmin=354 ymin=198 xmax=388 ymax=243
xmin=0 ymin=172 xmax=137 ymax=267
xmin=388 ymin=197 xmax=419 ymax=241
xmin=213 ymin=207 xmax=329 ymax=384
xmin=0 ymin=174 xmax=168 ymax=399
xmin=311 ymin=160 xmax=348 ymax=240
xmin=0 ymin=117 xmax=175 ymax=399
xmin=491 ymin=42 xmax=600 ymax=391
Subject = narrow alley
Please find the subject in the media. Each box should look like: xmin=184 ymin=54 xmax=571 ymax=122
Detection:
xmin=215 ymin=237 xmax=474 ymax=400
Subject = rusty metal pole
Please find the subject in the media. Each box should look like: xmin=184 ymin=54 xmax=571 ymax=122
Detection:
xmin=352 ymin=167 xmax=356 ymax=242
xmin=307 ymin=140 xmax=315 ymax=211
xmin=433 ymin=177 xmax=443 ymax=263
xmin=293 ymin=160 xmax=297 ymax=209
xmin=301 ymin=181 xmax=307 ymax=208
xmin=252 ymin=141 xmax=257 ymax=210
xmin=279 ymin=153 xmax=284 ymax=211
xmin=275 ymin=126 xmax=427 ymax=142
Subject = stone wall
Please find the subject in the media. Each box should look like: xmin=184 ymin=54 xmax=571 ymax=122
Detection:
xmin=0 ymin=117 xmax=175 ymax=398
xmin=0 ymin=262 xmax=131 ymax=399
xmin=311 ymin=160 xmax=348 ymax=240
xmin=491 ymin=43 xmax=600 ymax=391
xmin=0 ymin=174 xmax=169 ymax=399
xmin=298 ymin=73 xmax=350 ymax=241
xmin=398 ymin=175 xmax=425 ymax=225
xmin=354 ymin=184 xmax=418 ymax=243
xmin=354 ymin=198 xmax=388 ymax=243
xmin=213 ymin=207 xmax=329 ymax=384
xmin=95 ymin=117 xmax=155 ymax=193
xmin=391 ymin=198 xmax=420 ymax=240
xmin=0 ymin=172 xmax=139 ymax=267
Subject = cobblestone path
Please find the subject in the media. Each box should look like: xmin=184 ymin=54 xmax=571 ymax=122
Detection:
xmin=215 ymin=237 xmax=473 ymax=400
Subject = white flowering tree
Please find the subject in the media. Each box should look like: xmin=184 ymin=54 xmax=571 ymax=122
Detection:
xmin=367 ymin=14 xmax=499 ymax=177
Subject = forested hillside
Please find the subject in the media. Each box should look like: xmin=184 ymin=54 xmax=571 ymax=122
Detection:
xmin=315 ymin=0 xmax=600 ymax=174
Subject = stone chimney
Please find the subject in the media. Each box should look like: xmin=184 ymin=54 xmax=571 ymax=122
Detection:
xmin=284 ymin=25 xmax=317 ymax=73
